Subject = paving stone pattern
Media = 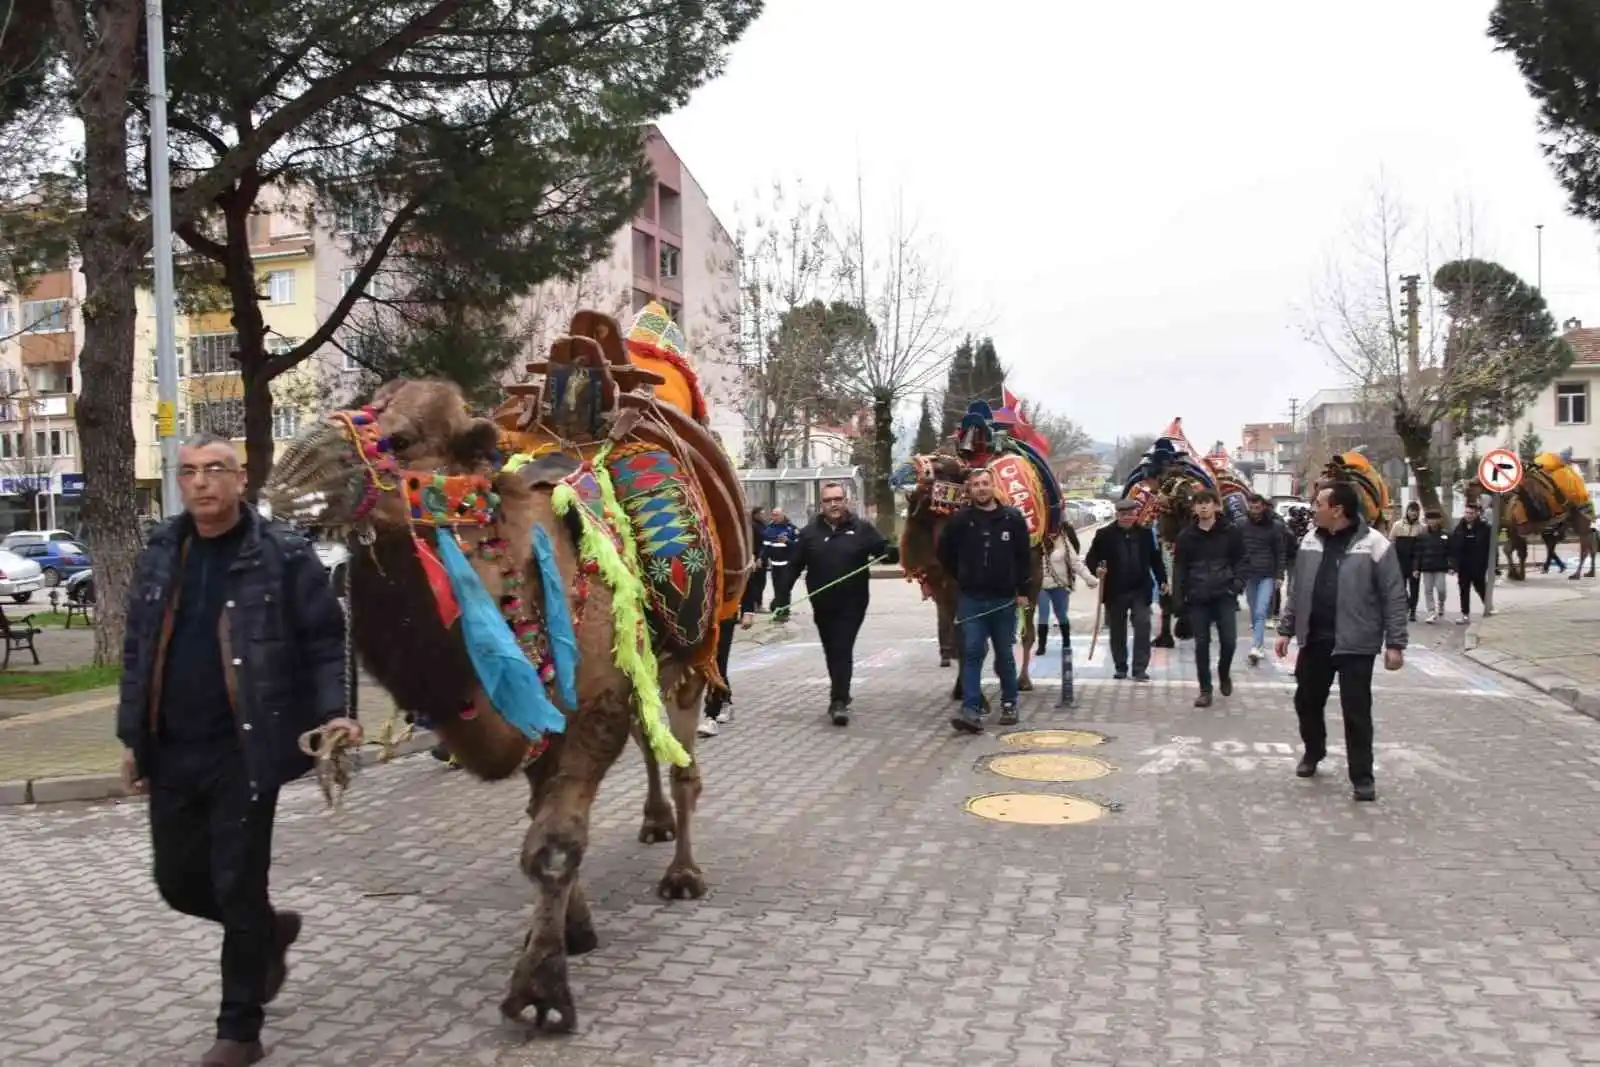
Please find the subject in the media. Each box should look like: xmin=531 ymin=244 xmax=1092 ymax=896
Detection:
xmin=5 ymin=581 xmax=1600 ymax=1065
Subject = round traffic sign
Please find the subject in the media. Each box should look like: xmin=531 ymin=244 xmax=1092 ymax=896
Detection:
xmin=1478 ymin=448 xmax=1523 ymax=493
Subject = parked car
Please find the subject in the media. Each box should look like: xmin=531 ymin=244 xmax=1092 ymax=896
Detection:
xmin=64 ymin=567 xmax=94 ymax=605
xmin=3 ymin=528 xmax=77 ymax=550
xmin=0 ymin=548 xmax=44 ymax=603
xmin=8 ymin=539 xmax=91 ymax=587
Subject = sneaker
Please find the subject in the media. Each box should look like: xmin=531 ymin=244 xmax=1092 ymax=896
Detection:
xmin=1295 ymin=757 xmax=1318 ymax=778
xmin=1352 ymin=782 xmax=1377 ymax=803
xmin=998 ymin=703 xmax=1019 ymax=726
xmin=1425 ymin=611 xmax=1438 ymax=624
xmin=697 ymin=717 xmax=719 ymax=738
xmin=1132 ymin=672 xmax=1151 ymax=683
xmin=828 ymin=699 xmax=850 ymax=727
xmin=950 ymin=709 xmax=984 ymax=734
xmin=1457 ymin=615 xmax=1471 ymax=625
xmin=1247 ymin=647 xmax=1262 ymax=666
xmin=1113 ymin=669 xmax=1128 ymax=680
xmin=1194 ymin=691 xmax=1213 ymax=708
xmin=714 ymin=707 xmax=735 ymax=725
xmin=1218 ymin=675 xmax=1233 ymax=697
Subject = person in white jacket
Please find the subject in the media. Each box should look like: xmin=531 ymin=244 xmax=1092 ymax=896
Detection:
xmin=1037 ymin=515 xmax=1099 ymax=708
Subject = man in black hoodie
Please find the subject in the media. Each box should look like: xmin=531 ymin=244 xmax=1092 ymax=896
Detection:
xmin=1084 ymin=499 xmax=1168 ymax=681
xmin=1450 ymin=501 xmax=1494 ymax=624
xmin=790 ymin=483 xmax=895 ymax=726
xmin=1171 ymin=489 xmax=1246 ymax=707
xmin=938 ymin=468 xmax=1033 ymax=732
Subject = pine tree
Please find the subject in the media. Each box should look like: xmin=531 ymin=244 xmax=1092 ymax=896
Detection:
xmin=969 ymin=337 xmax=1006 ymax=410
xmin=940 ymin=338 xmax=975 ymax=435
xmin=913 ymin=395 xmax=939 ymax=454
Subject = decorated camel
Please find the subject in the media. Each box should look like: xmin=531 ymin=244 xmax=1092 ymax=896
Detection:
xmin=1320 ymin=450 xmax=1392 ymax=534
xmin=891 ymin=400 xmax=1062 ymax=697
xmin=1498 ymin=448 xmax=1596 ymax=580
xmin=1118 ymin=423 xmax=1223 ymax=645
xmin=263 ymin=302 xmax=750 ymax=1035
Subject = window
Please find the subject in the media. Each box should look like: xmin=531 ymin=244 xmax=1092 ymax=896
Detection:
xmin=339 ymin=267 xmax=359 ymax=293
xmin=266 ymin=335 xmax=300 ymax=356
xmin=189 ymin=332 xmax=237 ymax=376
xmin=1 ymin=434 xmax=11 ymax=459
xmin=335 ymin=201 xmax=379 ymax=236
xmin=272 ymin=405 xmax=301 ymax=440
xmin=21 ymin=299 xmax=68 ymax=333
xmin=27 ymin=365 xmax=70 ymax=394
xmin=0 ymin=303 xmax=13 ymax=337
xmin=192 ymin=398 xmax=246 ymax=439
xmin=46 ymin=429 xmax=72 ymax=457
xmin=33 ymin=430 xmax=44 ymax=457
xmin=660 ymin=243 xmax=681 ymax=280
xmin=1557 ymin=382 xmax=1589 ymax=426
xmin=632 ymin=287 xmax=652 ymax=313
xmin=266 ymin=270 xmax=295 ymax=305
xmin=663 ymin=299 xmax=683 ymax=324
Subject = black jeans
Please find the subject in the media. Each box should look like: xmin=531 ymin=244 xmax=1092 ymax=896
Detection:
xmin=1106 ymin=591 xmax=1151 ymax=675
xmin=1293 ymin=641 xmax=1376 ymax=785
xmin=814 ymin=597 xmax=868 ymax=703
xmin=148 ymin=740 xmax=280 ymax=1043
xmin=748 ymin=566 xmax=768 ymax=611
xmin=704 ymin=618 xmax=738 ymax=716
xmin=1187 ymin=597 xmax=1237 ymax=693
xmin=769 ymin=564 xmax=796 ymax=615
xmin=1405 ymin=574 xmax=1420 ymax=614
xmin=1458 ymin=572 xmax=1487 ymax=616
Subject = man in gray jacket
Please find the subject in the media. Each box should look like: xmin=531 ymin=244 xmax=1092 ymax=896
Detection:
xmin=1274 ymin=481 xmax=1408 ymax=802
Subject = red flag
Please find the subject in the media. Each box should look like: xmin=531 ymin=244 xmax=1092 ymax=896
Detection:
xmin=1002 ymin=388 xmax=1052 ymax=455
xmin=1161 ymin=417 xmax=1202 ymax=459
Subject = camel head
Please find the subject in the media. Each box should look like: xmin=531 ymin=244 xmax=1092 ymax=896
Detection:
xmin=264 ymin=378 xmax=505 ymax=533
xmin=892 ymin=453 xmax=969 ymax=523
xmin=1320 ymin=450 xmax=1391 ymax=529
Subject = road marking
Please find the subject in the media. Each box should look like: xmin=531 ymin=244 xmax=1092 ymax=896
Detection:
xmin=1134 ymin=737 xmax=1474 ymax=781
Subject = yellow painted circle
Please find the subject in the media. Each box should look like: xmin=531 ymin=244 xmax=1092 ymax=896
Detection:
xmin=999 ymin=729 xmax=1106 ymax=749
xmin=984 ymin=752 xmax=1114 ymax=782
xmin=964 ymin=792 xmax=1106 ymax=825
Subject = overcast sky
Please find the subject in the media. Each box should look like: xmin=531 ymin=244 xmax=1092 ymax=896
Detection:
xmin=658 ymin=0 xmax=1600 ymax=449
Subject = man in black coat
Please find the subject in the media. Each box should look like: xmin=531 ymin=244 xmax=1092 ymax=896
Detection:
xmin=1449 ymin=500 xmax=1494 ymax=623
xmin=1084 ymin=500 xmax=1168 ymax=681
xmin=1171 ymin=489 xmax=1246 ymax=706
xmin=117 ymin=434 xmax=358 ymax=1067
xmin=789 ymin=482 xmax=895 ymax=726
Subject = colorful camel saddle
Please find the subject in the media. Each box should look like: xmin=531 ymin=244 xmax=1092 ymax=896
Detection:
xmin=1324 ymin=451 xmax=1390 ymax=523
xmin=1121 ymin=437 xmax=1217 ymax=526
xmin=949 ymin=401 xmax=1063 ymax=544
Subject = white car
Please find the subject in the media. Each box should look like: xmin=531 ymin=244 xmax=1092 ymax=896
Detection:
xmin=0 ymin=548 xmax=44 ymax=603
xmin=3 ymin=529 xmax=77 ymax=549
xmin=315 ymin=540 xmax=349 ymax=592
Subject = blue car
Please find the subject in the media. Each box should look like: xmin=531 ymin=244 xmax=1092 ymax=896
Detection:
xmin=10 ymin=539 xmax=91 ymax=587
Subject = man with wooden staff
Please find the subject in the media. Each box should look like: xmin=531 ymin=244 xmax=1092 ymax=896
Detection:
xmin=1084 ymin=499 xmax=1168 ymax=682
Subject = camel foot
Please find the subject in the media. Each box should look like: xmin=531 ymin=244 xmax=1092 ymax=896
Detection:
xmin=637 ymin=805 xmax=677 ymax=844
xmin=657 ymin=863 xmax=708 ymax=901
xmin=1017 ymin=676 xmax=1033 ymax=692
xmin=501 ymin=952 xmax=576 ymax=1035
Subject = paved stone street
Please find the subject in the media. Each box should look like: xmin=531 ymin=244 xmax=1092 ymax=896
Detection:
xmin=1467 ymin=567 xmax=1600 ymax=717
xmin=6 ymin=578 xmax=1600 ymax=1066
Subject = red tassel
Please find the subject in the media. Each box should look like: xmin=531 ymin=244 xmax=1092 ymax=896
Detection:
xmin=412 ymin=534 xmax=462 ymax=629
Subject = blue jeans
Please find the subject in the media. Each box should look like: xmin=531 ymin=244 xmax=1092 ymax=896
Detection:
xmin=958 ymin=594 xmax=1018 ymax=713
xmin=1245 ymin=577 xmax=1276 ymax=649
xmin=1037 ymin=587 xmax=1069 ymax=627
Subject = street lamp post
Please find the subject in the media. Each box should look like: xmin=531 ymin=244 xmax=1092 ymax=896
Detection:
xmin=146 ymin=0 xmax=182 ymax=517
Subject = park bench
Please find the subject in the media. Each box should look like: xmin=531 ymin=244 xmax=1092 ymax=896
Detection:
xmin=0 ymin=611 xmax=41 ymax=668
xmin=63 ymin=597 xmax=93 ymax=629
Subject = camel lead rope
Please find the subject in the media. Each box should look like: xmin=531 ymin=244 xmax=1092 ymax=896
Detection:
xmin=298 ymin=721 xmax=359 ymax=809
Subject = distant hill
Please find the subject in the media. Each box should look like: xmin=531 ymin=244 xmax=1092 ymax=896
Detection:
xmin=1090 ymin=440 xmax=1117 ymax=459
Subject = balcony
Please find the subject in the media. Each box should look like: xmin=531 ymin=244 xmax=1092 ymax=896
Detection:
xmin=19 ymin=331 xmax=73 ymax=366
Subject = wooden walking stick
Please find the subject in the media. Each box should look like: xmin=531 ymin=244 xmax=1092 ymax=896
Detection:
xmin=1086 ymin=565 xmax=1107 ymax=662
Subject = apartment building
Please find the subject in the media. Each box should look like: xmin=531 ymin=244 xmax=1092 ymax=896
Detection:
xmin=1458 ymin=320 xmax=1600 ymax=480
xmin=0 ymin=269 xmax=85 ymax=533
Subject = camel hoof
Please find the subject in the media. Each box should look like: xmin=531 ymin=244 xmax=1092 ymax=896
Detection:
xmin=1017 ymin=677 xmax=1033 ymax=692
xmin=501 ymin=953 xmax=576 ymax=1035
xmin=657 ymin=864 xmax=708 ymax=901
xmin=637 ymin=812 xmax=677 ymax=844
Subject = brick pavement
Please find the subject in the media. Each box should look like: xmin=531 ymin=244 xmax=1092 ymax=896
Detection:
xmin=1466 ymin=570 xmax=1600 ymax=719
xmin=5 ymin=581 xmax=1600 ymax=1064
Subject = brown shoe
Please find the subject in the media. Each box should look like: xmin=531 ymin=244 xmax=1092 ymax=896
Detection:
xmin=263 ymin=910 xmax=302 ymax=1005
xmin=200 ymin=1038 xmax=265 ymax=1067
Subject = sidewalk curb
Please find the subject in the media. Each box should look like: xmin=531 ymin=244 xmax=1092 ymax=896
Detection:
xmin=0 ymin=730 xmax=441 ymax=808
xmin=1463 ymin=626 xmax=1599 ymax=720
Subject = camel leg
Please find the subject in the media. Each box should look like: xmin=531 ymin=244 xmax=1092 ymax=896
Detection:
xmin=503 ymin=703 xmax=632 ymax=1033
xmin=658 ymin=675 xmax=710 ymax=900
xmin=634 ymin=726 xmax=678 ymax=844
xmin=936 ymin=596 xmax=955 ymax=667
xmin=522 ymin=743 xmax=600 ymax=957
xmin=1017 ymin=602 xmax=1035 ymax=692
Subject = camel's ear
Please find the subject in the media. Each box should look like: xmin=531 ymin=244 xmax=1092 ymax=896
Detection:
xmin=449 ymin=418 xmax=502 ymax=466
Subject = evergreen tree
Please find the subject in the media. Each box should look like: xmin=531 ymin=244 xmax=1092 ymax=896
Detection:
xmin=940 ymin=338 xmax=974 ymax=435
xmin=1518 ymin=424 xmax=1543 ymax=465
xmin=970 ymin=337 xmax=1006 ymax=410
xmin=913 ymin=395 xmax=939 ymax=454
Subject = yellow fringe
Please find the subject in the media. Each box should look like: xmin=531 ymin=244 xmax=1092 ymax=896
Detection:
xmin=552 ymin=482 xmax=691 ymax=768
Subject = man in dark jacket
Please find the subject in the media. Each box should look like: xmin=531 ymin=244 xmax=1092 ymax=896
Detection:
xmin=1276 ymin=481 xmax=1408 ymax=803
xmin=1171 ymin=489 xmax=1246 ymax=706
xmin=117 ymin=434 xmax=356 ymax=1067
xmin=1084 ymin=499 xmax=1168 ymax=681
xmin=1450 ymin=501 xmax=1494 ymax=624
xmin=790 ymin=482 xmax=895 ymax=725
xmin=1414 ymin=509 xmax=1451 ymax=622
xmin=938 ymin=468 xmax=1033 ymax=732
xmin=1239 ymin=494 xmax=1285 ymax=666
xmin=1389 ymin=502 xmax=1424 ymax=621
xmin=699 ymin=577 xmax=759 ymax=737
xmin=762 ymin=507 xmax=802 ymax=619
xmin=746 ymin=507 xmax=768 ymax=611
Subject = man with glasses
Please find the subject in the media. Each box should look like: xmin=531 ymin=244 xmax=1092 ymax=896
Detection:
xmin=116 ymin=434 xmax=359 ymax=1067
xmin=789 ymin=482 xmax=895 ymax=725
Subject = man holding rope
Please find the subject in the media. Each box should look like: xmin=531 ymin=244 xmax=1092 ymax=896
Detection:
xmin=789 ymin=482 xmax=896 ymax=726
xmin=940 ymin=468 xmax=1033 ymax=733
xmin=115 ymin=433 xmax=358 ymax=1067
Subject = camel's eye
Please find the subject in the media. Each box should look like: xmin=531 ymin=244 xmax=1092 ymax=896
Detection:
xmin=388 ymin=433 xmax=412 ymax=453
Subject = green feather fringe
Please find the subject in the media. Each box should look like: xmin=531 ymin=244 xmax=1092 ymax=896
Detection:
xmin=551 ymin=481 xmax=691 ymax=768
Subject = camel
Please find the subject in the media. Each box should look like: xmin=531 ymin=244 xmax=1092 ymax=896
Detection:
xmin=265 ymin=346 xmax=747 ymax=1032
xmin=1119 ymin=436 xmax=1222 ymax=646
xmin=1496 ymin=462 xmax=1597 ymax=580
xmin=1321 ymin=451 xmax=1392 ymax=534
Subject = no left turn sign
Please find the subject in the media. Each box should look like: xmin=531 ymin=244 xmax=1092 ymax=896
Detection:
xmin=1478 ymin=448 xmax=1523 ymax=494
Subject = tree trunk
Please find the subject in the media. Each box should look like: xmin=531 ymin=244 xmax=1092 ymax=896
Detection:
xmin=1397 ymin=417 xmax=1441 ymax=515
xmin=66 ymin=0 xmax=143 ymax=668
xmin=871 ymin=389 xmax=896 ymax=536
xmin=221 ymin=187 xmax=274 ymax=498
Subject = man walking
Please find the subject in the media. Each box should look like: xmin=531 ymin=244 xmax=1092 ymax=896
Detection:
xmin=939 ymin=468 xmax=1033 ymax=732
xmin=1240 ymin=494 xmax=1284 ymax=666
xmin=1390 ymin=502 xmax=1424 ymax=621
xmin=1414 ymin=509 xmax=1451 ymax=622
xmin=698 ymin=587 xmax=758 ymax=738
xmin=746 ymin=506 xmax=768 ymax=611
xmin=1171 ymin=489 xmax=1245 ymax=707
xmin=1450 ymin=500 xmax=1494 ymax=624
xmin=762 ymin=507 xmax=801 ymax=620
xmin=1084 ymin=500 xmax=1167 ymax=682
xmin=117 ymin=434 xmax=358 ymax=1066
xmin=1275 ymin=482 xmax=1408 ymax=803
xmin=790 ymin=483 xmax=895 ymax=726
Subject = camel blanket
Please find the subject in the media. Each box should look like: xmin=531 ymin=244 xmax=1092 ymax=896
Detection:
xmin=1534 ymin=453 xmax=1590 ymax=508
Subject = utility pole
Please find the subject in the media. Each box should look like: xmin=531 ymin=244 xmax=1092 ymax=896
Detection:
xmin=147 ymin=0 xmax=182 ymax=517
xmin=1536 ymin=223 xmax=1544 ymax=294
xmin=1399 ymin=274 xmax=1421 ymax=387
xmin=1286 ymin=397 xmax=1299 ymax=429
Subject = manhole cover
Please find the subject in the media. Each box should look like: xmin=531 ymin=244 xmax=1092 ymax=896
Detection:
xmin=983 ymin=752 xmax=1114 ymax=782
xmin=963 ymin=792 xmax=1106 ymax=825
xmin=999 ymin=729 xmax=1106 ymax=748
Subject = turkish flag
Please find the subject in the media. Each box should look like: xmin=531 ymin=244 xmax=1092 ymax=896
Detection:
xmin=1002 ymin=388 xmax=1052 ymax=456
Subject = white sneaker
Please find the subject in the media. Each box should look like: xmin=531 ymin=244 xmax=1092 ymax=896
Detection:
xmin=1247 ymin=647 xmax=1262 ymax=665
xmin=715 ymin=707 xmax=735 ymax=725
xmin=1457 ymin=615 xmax=1471 ymax=626
xmin=1425 ymin=611 xmax=1438 ymax=624
xmin=697 ymin=717 xmax=719 ymax=738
